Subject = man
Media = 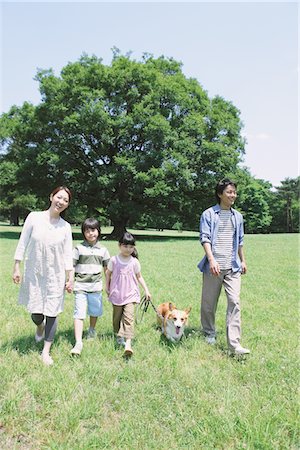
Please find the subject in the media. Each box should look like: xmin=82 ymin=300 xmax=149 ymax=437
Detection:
xmin=198 ymin=178 xmax=250 ymax=355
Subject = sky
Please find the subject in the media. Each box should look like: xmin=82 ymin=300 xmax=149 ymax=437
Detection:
xmin=0 ymin=1 xmax=298 ymax=187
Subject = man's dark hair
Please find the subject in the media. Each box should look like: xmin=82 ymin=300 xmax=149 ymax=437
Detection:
xmin=215 ymin=179 xmax=237 ymax=204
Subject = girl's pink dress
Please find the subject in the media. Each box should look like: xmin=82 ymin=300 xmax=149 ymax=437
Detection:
xmin=108 ymin=256 xmax=140 ymax=306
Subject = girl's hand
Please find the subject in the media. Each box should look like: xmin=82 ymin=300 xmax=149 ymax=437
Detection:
xmin=145 ymin=290 xmax=151 ymax=300
xmin=105 ymin=288 xmax=110 ymax=296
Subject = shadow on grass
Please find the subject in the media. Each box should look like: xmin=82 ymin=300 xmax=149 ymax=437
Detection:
xmin=0 ymin=228 xmax=198 ymax=242
xmin=0 ymin=231 xmax=21 ymax=240
xmin=56 ymin=327 xmax=114 ymax=345
xmin=0 ymin=327 xmax=116 ymax=356
xmin=75 ymin=232 xmax=198 ymax=242
xmin=153 ymin=325 xmax=202 ymax=351
xmin=1 ymin=334 xmax=38 ymax=355
xmin=0 ymin=327 xmax=73 ymax=355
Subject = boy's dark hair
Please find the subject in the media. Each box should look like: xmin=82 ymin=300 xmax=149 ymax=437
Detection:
xmin=118 ymin=232 xmax=138 ymax=258
xmin=81 ymin=218 xmax=101 ymax=238
xmin=215 ymin=178 xmax=237 ymax=204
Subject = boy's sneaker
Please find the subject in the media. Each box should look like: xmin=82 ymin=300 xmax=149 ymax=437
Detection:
xmin=205 ymin=335 xmax=216 ymax=345
xmin=86 ymin=328 xmax=97 ymax=340
xmin=70 ymin=342 xmax=83 ymax=355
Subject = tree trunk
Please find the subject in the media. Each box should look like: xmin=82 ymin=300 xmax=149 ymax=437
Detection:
xmin=110 ymin=218 xmax=128 ymax=238
xmin=286 ymin=198 xmax=292 ymax=233
xmin=10 ymin=210 xmax=20 ymax=226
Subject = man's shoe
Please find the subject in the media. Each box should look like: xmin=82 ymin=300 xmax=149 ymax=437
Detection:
xmin=233 ymin=346 xmax=250 ymax=355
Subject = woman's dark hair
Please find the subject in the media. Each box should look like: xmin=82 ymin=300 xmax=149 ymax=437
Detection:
xmin=50 ymin=186 xmax=72 ymax=203
xmin=215 ymin=178 xmax=237 ymax=203
xmin=82 ymin=218 xmax=101 ymax=238
xmin=118 ymin=232 xmax=138 ymax=258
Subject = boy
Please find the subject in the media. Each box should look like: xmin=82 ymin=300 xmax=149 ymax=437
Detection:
xmin=70 ymin=218 xmax=110 ymax=355
xmin=198 ymin=179 xmax=250 ymax=355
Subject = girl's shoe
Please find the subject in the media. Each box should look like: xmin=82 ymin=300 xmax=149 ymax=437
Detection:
xmin=41 ymin=352 xmax=53 ymax=366
xmin=123 ymin=348 xmax=133 ymax=357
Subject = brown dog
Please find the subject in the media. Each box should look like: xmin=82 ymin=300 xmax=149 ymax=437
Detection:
xmin=157 ymin=302 xmax=192 ymax=343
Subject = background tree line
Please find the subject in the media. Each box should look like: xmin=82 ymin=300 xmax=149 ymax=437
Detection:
xmin=0 ymin=52 xmax=299 ymax=234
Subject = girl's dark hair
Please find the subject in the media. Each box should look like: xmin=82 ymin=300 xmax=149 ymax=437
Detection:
xmin=215 ymin=178 xmax=237 ymax=203
xmin=50 ymin=186 xmax=72 ymax=203
xmin=82 ymin=218 xmax=101 ymax=239
xmin=118 ymin=232 xmax=138 ymax=258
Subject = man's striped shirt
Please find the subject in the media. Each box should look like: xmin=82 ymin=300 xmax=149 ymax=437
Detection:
xmin=73 ymin=241 xmax=110 ymax=292
xmin=213 ymin=209 xmax=234 ymax=270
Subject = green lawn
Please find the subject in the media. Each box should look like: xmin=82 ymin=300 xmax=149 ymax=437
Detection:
xmin=0 ymin=224 xmax=299 ymax=449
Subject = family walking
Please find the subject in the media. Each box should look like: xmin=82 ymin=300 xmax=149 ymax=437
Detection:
xmin=12 ymin=179 xmax=250 ymax=365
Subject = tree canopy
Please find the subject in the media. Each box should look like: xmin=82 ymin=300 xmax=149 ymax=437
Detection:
xmin=0 ymin=52 xmax=297 ymax=234
xmin=0 ymin=53 xmax=246 ymax=233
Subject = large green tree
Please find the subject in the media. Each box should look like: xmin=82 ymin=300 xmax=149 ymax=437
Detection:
xmin=0 ymin=52 xmax=246 ymax=234
xmin=237 ymin=177 xmax=272 ymax=233
xmin=268 ymin=177 xmax=300 ymax=233
xmin=0 ymin=160 xmax=38 ymax=225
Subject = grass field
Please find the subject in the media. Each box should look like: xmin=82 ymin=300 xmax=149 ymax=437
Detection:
xmin=0 ymin=224 xmax=299 ymax=449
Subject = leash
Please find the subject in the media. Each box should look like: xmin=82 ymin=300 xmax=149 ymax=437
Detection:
xmin=135 ymin=295 xmax=163 ymax=324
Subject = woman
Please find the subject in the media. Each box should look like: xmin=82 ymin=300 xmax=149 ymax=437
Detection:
xmin=13 ymin=186 xmax=74 ymax=365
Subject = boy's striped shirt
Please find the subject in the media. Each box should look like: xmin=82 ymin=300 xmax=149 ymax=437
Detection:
xmin=73 ymin=241 xmax=110 ymax=292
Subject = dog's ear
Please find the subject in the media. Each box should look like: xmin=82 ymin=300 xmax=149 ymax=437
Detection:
xmin=185 ymin=306 xmax=192 ymax=314
xmin=168 ymin=302 xmax=174 ymax=310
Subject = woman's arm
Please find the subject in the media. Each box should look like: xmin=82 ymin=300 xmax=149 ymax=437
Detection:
xmin=13 ymin=260 xmax=22 ymax=284
xmin=64 ymin=224 xmax=73 ymax=272
xmin=12 ymin=212 xmax=34 ymax=283
xmin=14 ymin=212 xmax=34 ymax=262
xmin=65 ymin=269 xmax=74 ymax=293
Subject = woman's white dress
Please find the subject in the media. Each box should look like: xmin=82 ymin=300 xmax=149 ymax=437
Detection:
xmin=14 ymin=211 xmax=73 ymax=316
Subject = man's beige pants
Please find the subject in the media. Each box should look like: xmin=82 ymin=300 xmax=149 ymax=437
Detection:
xmin=201 ymin=269 xmax=242 ymax=350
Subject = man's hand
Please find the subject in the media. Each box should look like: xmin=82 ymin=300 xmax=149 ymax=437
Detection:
xmin=209 ymin=258 xmax=220 ymax=276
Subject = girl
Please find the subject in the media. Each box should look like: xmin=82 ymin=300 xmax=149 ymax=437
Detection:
xmin=106 ymin=232 xmax=151 ymax=356
xmin=13 ymin=186 xmax=74 ymax=365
